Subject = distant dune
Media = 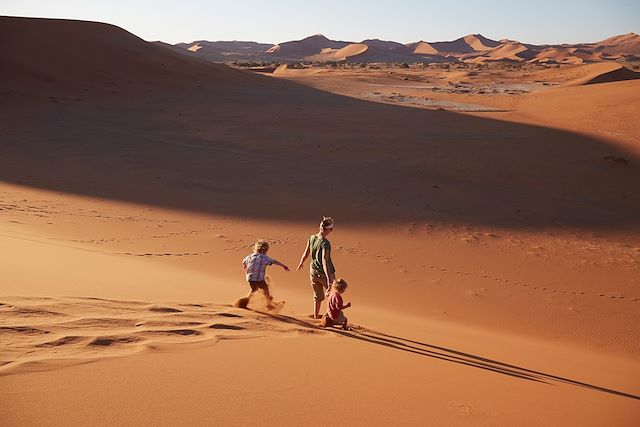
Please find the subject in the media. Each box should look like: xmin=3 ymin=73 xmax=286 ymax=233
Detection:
xmin=530 ymin=47 xmax=586 ymax=64
xmin=466 ymin=42 xmax=534 ymax=62
xmin=266 ymin=34 xmax=351 ymax=61
xmin=165 ymin=31 xmax=640 ymax=65
xmin=594 ymin=32 xmax=640 ymax=55
xmin=430 ymin=34 xmax=500 ymax=54
xmin=307 ymin=43 xmax=370 ymax=62
xmin=407 ymin=41 xmax=439 ymax=55
xmin=564 ymin=62 xmax=640 ymax=86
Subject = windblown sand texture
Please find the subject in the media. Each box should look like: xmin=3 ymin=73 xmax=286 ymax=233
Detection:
xmin=1 ymin=16 xmax=640 ymax=426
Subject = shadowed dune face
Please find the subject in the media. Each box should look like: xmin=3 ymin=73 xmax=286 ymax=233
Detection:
xmin=1 ymin=17 xmax=639 ymax=229
xmin=0 ymin=16 xmax=264 ymax=94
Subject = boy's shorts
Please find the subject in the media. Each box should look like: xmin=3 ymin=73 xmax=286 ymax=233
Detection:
xmin=310 ymin=272 xmax=328 ymax=302
xmin=249 ymin=280 xmax=268 ymax=292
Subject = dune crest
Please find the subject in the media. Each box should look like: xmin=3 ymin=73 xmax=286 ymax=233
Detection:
xmin=0 ymin=16 xmax=262 ymax=96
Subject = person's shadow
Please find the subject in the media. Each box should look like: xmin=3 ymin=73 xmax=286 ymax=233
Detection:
xmin=265 ymin=312 xmax=639 ymax=401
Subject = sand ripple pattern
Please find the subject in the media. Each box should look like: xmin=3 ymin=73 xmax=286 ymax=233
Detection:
xmin=0 ymin=296 xmax=327 ymax=375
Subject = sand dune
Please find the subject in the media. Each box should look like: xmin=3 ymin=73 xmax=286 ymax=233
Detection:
xmin=595 ymin=32 xmax=640 ymax=55
xmin=187 ymin=43 xmax=202 ymax=52
xmin=466 ymin=42 xmax=533 ymax=62
xmin=408 ymin=40 xmax=439 ymax=54
xmin=463 ymin=34 xmax=501 ymax=51
xmin=176 ymin=40 xmax=275 ymax=62
xmin=517 ymin=80 xmax=640 ymax=154
xmin=2 ymin=16 xmax=640 ymax=426
xmin=165 ymin=31 xmax=640 ymax=65
xmin=360 ymin=38 xmax=411 ymax=53
xmin=266 ymin=34 xmax=351 ymax=60
xmin=307 ymin=43 xmax=369 ymax=62
xmin=430 ymin=34 xmax=500 ymax=53
xmin=529 ymin=47 xmax=586 ymax=64
xmin=564 ymin=62 xmax=640 ymax=86
xmin=0 ymin=16 xmax=262 ymax=96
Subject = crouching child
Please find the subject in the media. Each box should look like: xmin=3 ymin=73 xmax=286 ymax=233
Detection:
xmin=325 ymin=278 xmax=351 ymax=330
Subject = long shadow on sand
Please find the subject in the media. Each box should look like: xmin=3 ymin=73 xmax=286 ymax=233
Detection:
xmin=267 ymin=313 xmax=640 ymax=401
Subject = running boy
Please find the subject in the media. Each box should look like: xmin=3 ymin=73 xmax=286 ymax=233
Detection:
xmin=242 ymin=239 xmax=289 ymax=309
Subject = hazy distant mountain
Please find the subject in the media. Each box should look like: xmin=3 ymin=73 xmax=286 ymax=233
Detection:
xmin=169 ymin=32 xmax=640 ymax=64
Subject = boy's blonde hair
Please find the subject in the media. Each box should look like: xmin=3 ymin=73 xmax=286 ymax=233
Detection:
xmin=319 ymin=216 xmax=334 ymax=231
xmin=254 ymin=239 xmax=269 ymax=253
xmin=332 ymin=278 xmax=348 ymax=292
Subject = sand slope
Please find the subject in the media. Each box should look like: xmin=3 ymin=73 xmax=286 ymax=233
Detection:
xmin=564 ymin=62 xmax=640 ymax=86
xmin=595 ymin=32 xmax=640 ymax=55
xmin=0 ymin=16 xmax=261 ymax=95
xmin=2 ymin=17 xmax=640 ymax=426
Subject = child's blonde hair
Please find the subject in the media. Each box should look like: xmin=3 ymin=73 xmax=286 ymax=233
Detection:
xmin=332 ymin=278 xmax=348 ymax=292
xmin=254 ymin=239 xmax=269 ymax=253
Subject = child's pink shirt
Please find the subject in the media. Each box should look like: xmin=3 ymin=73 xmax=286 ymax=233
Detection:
xmin=327 ymin=291 xmax=344 ymax=320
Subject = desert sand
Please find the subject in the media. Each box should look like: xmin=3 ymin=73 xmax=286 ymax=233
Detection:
xmin=1 ymin=17 xmax=640 ymax=426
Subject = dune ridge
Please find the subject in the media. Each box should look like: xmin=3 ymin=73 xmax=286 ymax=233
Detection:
xmin=172 ymin=30 xmax=640 ymax=64
xmin=0 ymin=16 xmax=263 ymax=95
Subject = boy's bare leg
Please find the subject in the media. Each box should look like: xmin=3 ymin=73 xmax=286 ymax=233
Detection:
xmin=342 ymin=317 xmax=349 ymax=330
xmin=263 ymin=288 xmax=275 ymax=309
xmin=314 ymin=301 xmax=321 ymax=319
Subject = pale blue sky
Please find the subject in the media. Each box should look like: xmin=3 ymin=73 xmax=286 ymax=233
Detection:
xmin=2 ymin=0 xmax=638 ymax=45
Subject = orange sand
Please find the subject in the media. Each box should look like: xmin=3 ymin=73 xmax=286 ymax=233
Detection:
xmin=1 ymin=17 xmax=639 ymax=426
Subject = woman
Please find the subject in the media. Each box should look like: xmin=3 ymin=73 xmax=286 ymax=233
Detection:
xmin=296 ymin=216 xmax=336 ymax=319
